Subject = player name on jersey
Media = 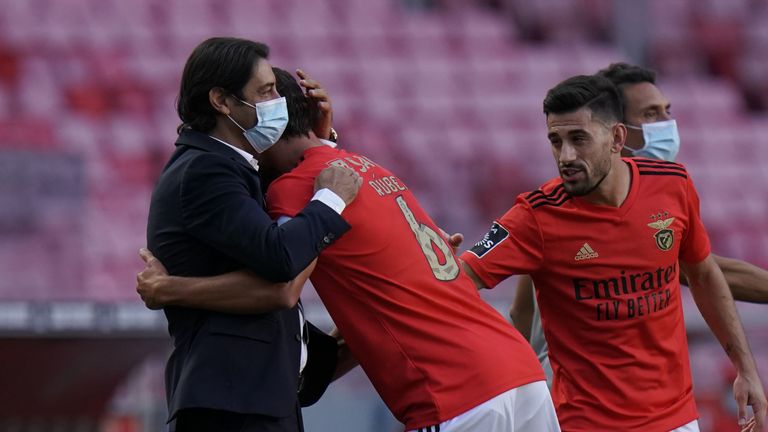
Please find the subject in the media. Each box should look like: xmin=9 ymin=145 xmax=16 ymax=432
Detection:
xmin=573 ymin=262 xmax=676 ymax=321
xmin=369 ymin=175 xmax=408 ymax=196
xmin=328 ymin=155 xmax=409 ymax=197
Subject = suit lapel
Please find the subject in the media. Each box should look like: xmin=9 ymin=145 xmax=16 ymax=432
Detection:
xmin=175 ymin=129 xmax=257 ymax=174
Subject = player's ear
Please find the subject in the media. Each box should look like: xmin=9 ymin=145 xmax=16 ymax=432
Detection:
xmin=611 ymin=123 xmax=627 ymax=153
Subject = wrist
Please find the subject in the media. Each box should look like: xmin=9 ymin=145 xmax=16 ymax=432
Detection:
xmin=154 ymin=275 xmax=177 ymax=306
xmin=729 ymin=350 xmax=757 ymax=373
xmin=735 ymin=360 xmax=758 ymax=374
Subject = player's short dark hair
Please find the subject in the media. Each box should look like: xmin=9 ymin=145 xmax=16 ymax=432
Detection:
xmin=272 ymin=67 xmax=314 ymax=139
xmin=597 ymin=62 xmax=657 ymax=88
xmin=177 ymin=37 xmax=270 ymax=133
xmin=543 ymin=74 xmax=623 ymax=124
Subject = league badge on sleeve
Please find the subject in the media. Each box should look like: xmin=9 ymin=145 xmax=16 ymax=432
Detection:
xmin=647 ymin=212 xmax=675 ymax=251
xmin=469 ymin=222 xmax=509 ymax=258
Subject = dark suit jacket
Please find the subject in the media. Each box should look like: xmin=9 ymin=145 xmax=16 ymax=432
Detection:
xmin=146 ymin=129 xmax=349 ymax=421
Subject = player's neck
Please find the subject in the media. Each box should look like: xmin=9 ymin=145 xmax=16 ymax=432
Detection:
xmin=294 ymin=131 xmax=325 ymax=151
xmin=282 ymin=131 xmax=324 ymax=163
xmin=304 ymin=130 xmax=325 ymax=150
xmin=583 ymin=159 xmax=631 ymax=207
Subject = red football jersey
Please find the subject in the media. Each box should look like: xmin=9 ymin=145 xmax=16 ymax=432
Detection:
xmin=267 ymin=145 xmax=544 ymax=429
xmin=461 ymin=158 xmax=711 ymax=432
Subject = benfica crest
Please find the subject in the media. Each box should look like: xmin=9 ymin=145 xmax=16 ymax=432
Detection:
xmin=647 ymin=216 xmax=675 ymax=251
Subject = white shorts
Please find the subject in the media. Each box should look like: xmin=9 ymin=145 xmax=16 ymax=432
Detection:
xmin=671 ymin=419 xmax=700 ymax=432
xmin=406 ymin=380 xmax=560 ymax=432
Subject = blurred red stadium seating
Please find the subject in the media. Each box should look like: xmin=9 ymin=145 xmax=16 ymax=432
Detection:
xmin=0 ymin=0 xmax=765 ymax=301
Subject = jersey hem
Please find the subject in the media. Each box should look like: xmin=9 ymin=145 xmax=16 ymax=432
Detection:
xmin=402 ymin=372 xmax=546 ymax=430
xmin=559 ymin=405 xmax=698 ymax=432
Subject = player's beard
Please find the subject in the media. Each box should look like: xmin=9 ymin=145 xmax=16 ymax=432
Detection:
xmin=561 ymin=155 xmax=611 ymax=197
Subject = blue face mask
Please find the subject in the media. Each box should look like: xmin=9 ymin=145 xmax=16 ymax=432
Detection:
xmin=625 ymin=119 xmax=680 ymax=162
xmin=227 ymin=96 xmax=288 ymax=153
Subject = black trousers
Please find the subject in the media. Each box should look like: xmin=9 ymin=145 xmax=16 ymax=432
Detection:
xmin=173 ymin=404 xmax=304 ymax=432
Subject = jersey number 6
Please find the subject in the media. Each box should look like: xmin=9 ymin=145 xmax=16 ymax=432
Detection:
xmin=396 ymin=195 xmax=459 ymax=281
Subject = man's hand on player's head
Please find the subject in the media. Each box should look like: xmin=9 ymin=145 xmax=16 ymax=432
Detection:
xmin=315 ymin=166 xmax=362 ymax=206
xmin=137 ymin=248 xmax=170 ymax=310
xmin=297 ymin=68 xmax=333 ymax=140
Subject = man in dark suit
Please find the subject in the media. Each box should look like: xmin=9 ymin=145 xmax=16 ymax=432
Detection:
xmin=146 ymin=37 xmax=361 ymax=432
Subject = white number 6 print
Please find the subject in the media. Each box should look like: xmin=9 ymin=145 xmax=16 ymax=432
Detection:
xmin=396 ymin=195 xmax=459 ymax=281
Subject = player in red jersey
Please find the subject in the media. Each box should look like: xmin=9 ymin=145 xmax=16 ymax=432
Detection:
xmin=136 ymin=68 xmax=559 ymax=432
xmin=461 ymin=74 xmax=766 ymax=432
xmin=510 ymin=62 xmax=768 ymax=391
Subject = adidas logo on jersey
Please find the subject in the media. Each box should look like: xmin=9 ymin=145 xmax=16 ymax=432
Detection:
xmin=574 ymin=243 xmax=599 ymax=261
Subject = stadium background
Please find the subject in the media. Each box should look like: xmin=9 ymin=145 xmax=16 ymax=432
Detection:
xmin=0 ymin=0 xmax=766 ymax=430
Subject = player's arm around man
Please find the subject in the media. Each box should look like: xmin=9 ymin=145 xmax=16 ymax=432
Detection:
xmin=136 ymin=247 xmax=359 ymax=377
xmin=137 ymin=161 xmax=361 ymax=313
xmin=681 ymin=254 xmax=767 ymax=430
xmin=137 ymin=247 xmax=315 ymax=313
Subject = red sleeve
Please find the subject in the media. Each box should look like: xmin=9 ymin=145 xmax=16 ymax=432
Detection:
xmin=679 ymin=175 xmax=711 ymax=264
xmin=265 ymin=173 xmax=316 ymax=220
xmin=460 ymin=196 xmax=544 ymax=288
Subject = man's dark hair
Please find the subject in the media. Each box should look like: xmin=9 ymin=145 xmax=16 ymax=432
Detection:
xmin=543 ymin=74 xmax=623 ymax=123
xmin=272 ymin=67 xmax=314 ymax=139
xmin=177 ymin=37 xmax=270 ymax=133
xmin=596 ymin=63 xmax=657 ymax=120
xmin=597 ymin=62 xmax=656 ymax=88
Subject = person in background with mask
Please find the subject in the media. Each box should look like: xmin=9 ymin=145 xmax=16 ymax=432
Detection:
xmin=509 ymin=63 xmax=768 ymax=389
xmin=145 ymin=37 xmax=362 ymax=432
xmin=603 ymin=62 xmax=768 ymax=302
xmin=462 ymin=74 xmax=766 ymax=432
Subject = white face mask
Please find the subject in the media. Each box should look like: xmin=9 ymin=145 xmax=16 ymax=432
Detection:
xmin=625 ymin=119 xmax=680 ymax=162
xmin=227 ymin=96 xmax=288 ymax=153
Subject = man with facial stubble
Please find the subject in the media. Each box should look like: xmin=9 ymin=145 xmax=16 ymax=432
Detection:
xmin=463 ymin=74 xmax=766 ymax=432
xmin=509 ymin=64 xmax=768 ymax=398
